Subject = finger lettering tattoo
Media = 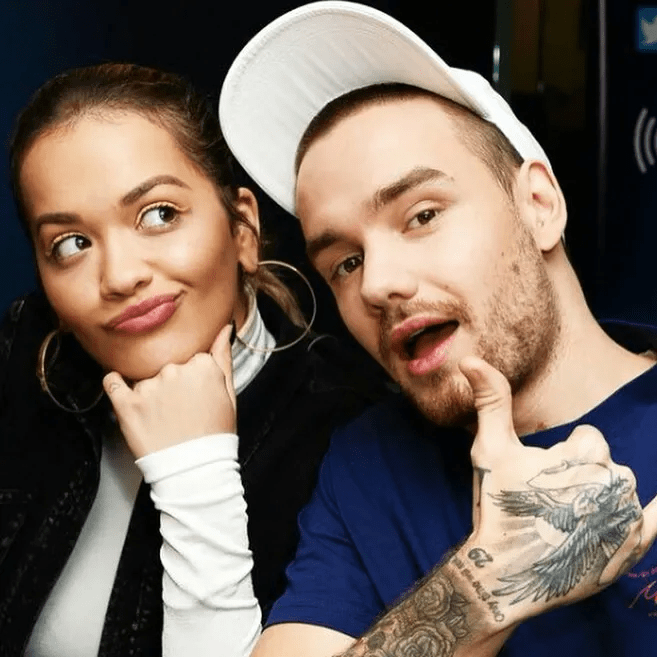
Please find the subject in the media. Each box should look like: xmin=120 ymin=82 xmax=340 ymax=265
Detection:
xmin=340 ymin=574 xmax=471 ymax=657
xmin=489 ymin=461 xmax=640 ymax=604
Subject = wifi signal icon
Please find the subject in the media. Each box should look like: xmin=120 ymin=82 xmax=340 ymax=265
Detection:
xmin=634 ymin=108 xmax=657 ymax=174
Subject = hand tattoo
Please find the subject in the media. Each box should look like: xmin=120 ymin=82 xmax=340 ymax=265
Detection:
xmin=490 ymin=461 xmax=640 ymax=604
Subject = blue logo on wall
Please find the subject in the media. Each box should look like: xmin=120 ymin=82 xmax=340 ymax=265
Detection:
xmin=637 ymin=7 xmax=657 ymax=52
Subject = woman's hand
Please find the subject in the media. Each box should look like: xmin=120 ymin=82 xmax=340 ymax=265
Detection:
xmin=103 ymin=324 xmax=236 ymax=458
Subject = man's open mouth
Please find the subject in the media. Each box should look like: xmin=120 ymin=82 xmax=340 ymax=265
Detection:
xmin=403 ymin=320 xmax=459 ymax=360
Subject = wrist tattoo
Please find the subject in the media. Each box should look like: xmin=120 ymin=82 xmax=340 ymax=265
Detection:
xmin=467 ymin=548 xmax=493 ymax=568
xmin=452 ymin=554 xmax=505 ymax=623
xmin=342 ymin=573 xmax=471 ymax=657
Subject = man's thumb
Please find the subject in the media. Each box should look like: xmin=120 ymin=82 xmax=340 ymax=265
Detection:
xmin=459 ymin=356 xmax=520 ymax=456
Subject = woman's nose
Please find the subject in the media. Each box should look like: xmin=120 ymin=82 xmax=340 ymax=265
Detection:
xmin=99 ymin=239 xmax=153 ymax=298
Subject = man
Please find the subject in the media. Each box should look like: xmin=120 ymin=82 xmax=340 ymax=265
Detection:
xmin=219 ymin=3 xmax=657 ymax=655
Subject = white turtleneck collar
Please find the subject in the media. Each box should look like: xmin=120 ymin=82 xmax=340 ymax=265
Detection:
xmin=231 ymin=289 xmax=276 ymax=395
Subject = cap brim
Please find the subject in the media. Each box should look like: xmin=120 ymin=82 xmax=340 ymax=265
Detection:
xmin=220 ymin=1 xmax=548 ymax=216
xmin=220 ymin=2 xmax=487 ymax=215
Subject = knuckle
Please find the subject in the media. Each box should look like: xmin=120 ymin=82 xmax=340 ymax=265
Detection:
xmin=159 ymin=362 xmax=178 ymax=378
xmin=132 ymin=379 xmax=152 ymax=397
xmin=470 ymin=441 xmax=492 ymax=467
xmin=187 ymin=353 xmax=210 ymax=371
xmin=615 ymin=464 xmax=637 ymax=491
xmin=589 ymin=437 xmax=611 ymax=463
xmin=564 ymin=424 xmax=610 ymax=460
xmin=625 ymin=528 xmax=645 ymax=559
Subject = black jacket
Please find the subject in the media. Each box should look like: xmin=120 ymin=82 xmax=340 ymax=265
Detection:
xmin=0 ymin=291 xmax=385 ymax=656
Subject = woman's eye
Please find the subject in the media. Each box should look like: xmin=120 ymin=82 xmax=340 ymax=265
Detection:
xmin=139 ymin=204 xmax=180 ymax=229
xmin=50 ymin=234 xmax=90 ymax=261
xmin=408 ymin=208 xmax=439 ymax=229
xmin=334 ymin=255 xmax=363 ymax=280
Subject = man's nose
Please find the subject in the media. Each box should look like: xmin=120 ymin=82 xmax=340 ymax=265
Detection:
xmin=359 ymin=239 xmax=417 ymax=310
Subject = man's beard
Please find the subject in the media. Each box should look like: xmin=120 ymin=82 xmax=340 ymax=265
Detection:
xmin=381 ymin=218 xmax=561 ymax=428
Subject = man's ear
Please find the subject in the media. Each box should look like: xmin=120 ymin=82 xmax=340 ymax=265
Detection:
xmin=515 ymin=160 xmax=567 ymax=251
xmin=233 ymin=187 xmax=261 ymax=275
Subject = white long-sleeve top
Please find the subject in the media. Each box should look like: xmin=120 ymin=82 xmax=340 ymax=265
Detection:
xmin=26 ymin=433 xmax=261 ymax=657
xmin=138 ymin=433 xmax=261 ymax=657
xmin=26 ymin=298 xmax=272 ymax=657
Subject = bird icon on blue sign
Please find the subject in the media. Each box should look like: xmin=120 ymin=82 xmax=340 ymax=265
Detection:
xmin=637 ymin=7 xmax=657 ymax=51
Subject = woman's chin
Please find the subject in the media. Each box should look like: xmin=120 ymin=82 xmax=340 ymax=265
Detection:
xmin=101 ymin=350 xmax=196 ymax=383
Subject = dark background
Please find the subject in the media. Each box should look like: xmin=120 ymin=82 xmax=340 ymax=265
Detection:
xmin=1 ymin=0 xmax=656 ymax=335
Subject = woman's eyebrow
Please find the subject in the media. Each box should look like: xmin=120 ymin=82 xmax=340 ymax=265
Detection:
xmin=33 ymin=212 xmax=80 ymax=234
xmin=32 ymin=175 xmax=192 ymax=234
xmin=120 ymin=175 xmax=191 ymax=206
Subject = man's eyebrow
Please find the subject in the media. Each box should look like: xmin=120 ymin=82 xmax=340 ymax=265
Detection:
xmin=120 ymin=174 xmax=191 ymax=206
xmin=304 ymin=168 xmax=451 ymax=263
xmin=305 ymin=230 xmax=342 ymax=263
xmin=371 ymin=166 xmax=452 ymax=212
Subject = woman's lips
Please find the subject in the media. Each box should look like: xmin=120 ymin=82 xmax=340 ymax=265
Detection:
xmin=111 ymin=298 xmax=179 ymax=334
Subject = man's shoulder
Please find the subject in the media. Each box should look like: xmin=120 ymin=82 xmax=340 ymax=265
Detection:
xmin=602 ymin=318 xmax=657 ymax=352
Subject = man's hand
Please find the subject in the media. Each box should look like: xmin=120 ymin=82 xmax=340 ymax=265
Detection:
xmin=103 ymin=324 xmax=236 ymax=458
xmin=253 ymin=357 xmax=657 ymax=657
xmin=454 ymin=356 xmax=657 ymax=630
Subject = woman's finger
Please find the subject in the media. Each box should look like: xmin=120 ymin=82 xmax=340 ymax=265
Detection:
xmin=103 ymin=371 xmax=131 ymax=408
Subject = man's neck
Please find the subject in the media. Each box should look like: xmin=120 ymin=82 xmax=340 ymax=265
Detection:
xmin=511 ymin=312 xmax=656 ymax=437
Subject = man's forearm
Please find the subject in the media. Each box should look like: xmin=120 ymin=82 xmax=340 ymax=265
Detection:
xmin=336 ymin=552 xmax=511 ymax=657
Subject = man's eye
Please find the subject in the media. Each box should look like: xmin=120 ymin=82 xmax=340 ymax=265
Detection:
xmin=408 ymin=208 xmax=439 ymax=229
xmin=334 ymin=255 xmax=363 ymax=279
xmin=138 ymin=204 xmax=180 ymax=229
xmin=50 ymin=234 xmax=90 ymax=261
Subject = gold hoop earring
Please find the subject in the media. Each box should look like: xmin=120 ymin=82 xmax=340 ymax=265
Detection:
xmin=37 ymin=329 xmax=104 ymax=413
xmin=236 ymin=260 xmax=317 ymax=354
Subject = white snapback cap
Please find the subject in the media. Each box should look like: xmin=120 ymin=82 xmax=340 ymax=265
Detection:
xmin=220 ymin=1 xmax=550 ymax=216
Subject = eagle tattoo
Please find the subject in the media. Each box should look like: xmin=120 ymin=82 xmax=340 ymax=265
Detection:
xmin=490 ymin=463 xmax=641 ymax=605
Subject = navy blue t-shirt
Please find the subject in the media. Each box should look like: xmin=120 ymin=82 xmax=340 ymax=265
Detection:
xmin=267 ymin=323 xmax=657 ymax=655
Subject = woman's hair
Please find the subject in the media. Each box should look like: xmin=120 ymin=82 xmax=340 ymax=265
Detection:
xmin=9 ymin=62 xmax=305 ymax=326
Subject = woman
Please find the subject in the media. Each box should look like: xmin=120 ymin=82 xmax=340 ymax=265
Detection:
xmin=0 ymin=64 xmax=383 ymax=657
